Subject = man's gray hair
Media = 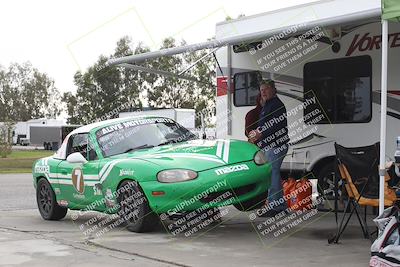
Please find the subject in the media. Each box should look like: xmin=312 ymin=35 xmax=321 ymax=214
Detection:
xmin=259 ymin=79 xmax=275 ymax=88
xmin=259 ymin=79 xmax=277 ymax=95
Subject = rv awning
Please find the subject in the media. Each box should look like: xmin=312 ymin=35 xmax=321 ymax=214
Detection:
xmin=108 ymin=0 xmax=382 ymax=66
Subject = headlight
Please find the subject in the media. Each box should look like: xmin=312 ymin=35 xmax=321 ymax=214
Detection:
xmin=254 ymin=150 xmax=268 ymax=165
xmin=157 ymin=169 xmax=198 ymax=183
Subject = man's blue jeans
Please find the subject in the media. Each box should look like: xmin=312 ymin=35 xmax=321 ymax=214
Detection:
xmin=264 ymin=144 xmax=288 ymax=212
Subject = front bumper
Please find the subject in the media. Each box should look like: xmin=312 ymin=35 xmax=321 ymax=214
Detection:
xmin=140 ymin=160 xmax=271 ymax=214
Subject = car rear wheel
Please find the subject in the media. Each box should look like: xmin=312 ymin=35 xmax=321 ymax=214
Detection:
xmin=36 ymin=178 xmax=67 ymax=220
xmin=117 ymin=180 xmax=159 ymax=232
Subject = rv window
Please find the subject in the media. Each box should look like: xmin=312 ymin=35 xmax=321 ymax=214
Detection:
xmin=234 ymin=72 xmax=262 ymax=106
xmin=304 ymin=56 xmax=372 ymax=124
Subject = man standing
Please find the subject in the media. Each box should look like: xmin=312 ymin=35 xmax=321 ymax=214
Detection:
xmin=249 ymin=79 xmax=289 ymax=216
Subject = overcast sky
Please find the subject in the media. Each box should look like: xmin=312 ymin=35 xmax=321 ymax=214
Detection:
xmin=0 ymin=0 xmax=317 ymax=93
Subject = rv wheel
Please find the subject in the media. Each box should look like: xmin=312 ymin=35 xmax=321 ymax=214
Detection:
xmin=317 ymin=163 xmax=341 ymax=200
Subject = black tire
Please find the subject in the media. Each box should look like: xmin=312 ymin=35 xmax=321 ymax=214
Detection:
xmin=316 ymin=163 xmax=347 ymax=200
xmin=36 ymin=178 xmax=67 ymax=220
xmin=316 ymin=163 xmax=337 ymax=200
xmin=233 ymin=192 xmax=267 ymax=211
xmin=117 ymin=180 xmax=159 ymax=232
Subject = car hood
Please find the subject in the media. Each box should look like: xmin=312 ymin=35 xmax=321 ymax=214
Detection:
xmin=114 ymin=139 xmax=259 ymax=172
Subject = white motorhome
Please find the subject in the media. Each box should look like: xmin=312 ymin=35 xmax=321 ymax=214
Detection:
xmin=213 ymin=0 xmax=400 ymax=195
xmin=109 ymin=0 xmax=400 ymax=196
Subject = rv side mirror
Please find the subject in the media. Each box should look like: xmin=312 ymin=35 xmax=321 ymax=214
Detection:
xmin=66 ymin=152 xmax=87 ymax=164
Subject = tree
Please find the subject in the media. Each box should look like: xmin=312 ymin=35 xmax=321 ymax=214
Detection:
xmin=147 ymin=37 xmax=216 ymax=126
xmin=0 ymin=62 xmax=62 ymax=122
xmin=0 ymin=121 xmax=14 ymax=158
xmin=63 ymin=36 xmax=156 ymax=124
xmin=147 ymin=38 xmax=190 ymax=108
xmin=63 ymin=36 xmax=217 ymax=127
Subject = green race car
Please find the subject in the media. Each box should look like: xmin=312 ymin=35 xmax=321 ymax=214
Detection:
xmin=33 ymin=116 xmax=271 ymax=232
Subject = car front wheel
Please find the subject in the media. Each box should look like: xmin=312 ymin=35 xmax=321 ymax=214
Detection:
xmin=117 ymin=180 xmax=159 ymax=232
xmin=36 ymin=178 xmax=67 ymax=220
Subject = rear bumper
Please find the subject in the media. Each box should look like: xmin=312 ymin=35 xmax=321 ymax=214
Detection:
xmin=140 ymin=160 xmax=271 ymax=214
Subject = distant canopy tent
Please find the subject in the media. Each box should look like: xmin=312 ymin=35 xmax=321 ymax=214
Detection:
xmin=382 ymin=0 xmax=400 ymax=21
xmin=379 ymin=0 xmax=400 ymax=214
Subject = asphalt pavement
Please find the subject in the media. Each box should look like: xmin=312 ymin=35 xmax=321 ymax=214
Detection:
xmin=0 ymin=174 xmax=372 ymax=267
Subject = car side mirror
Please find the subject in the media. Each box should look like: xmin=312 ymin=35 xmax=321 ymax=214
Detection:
xmin=66 ymin=152 xmax=88 ymax=164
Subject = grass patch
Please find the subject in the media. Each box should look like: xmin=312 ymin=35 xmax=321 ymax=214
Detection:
xmin=5 ymin=150 xmax=54 ymax=159
xmin=0 ymin=168 xmax=33 ymax=173
xmin=0 ymin=150 xmax=54 ymax=174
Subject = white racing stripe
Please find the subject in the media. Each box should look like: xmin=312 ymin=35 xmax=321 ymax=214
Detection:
xmin=52 ymin=173 xmax=99 ymax=181
xmin=223 ymin=139 xmax=230 ymax=163
xmin=161 ymin=154 xmax=225 ymax=164
xmin=216 ymin=140 xmax=223 ymax=158
xmin=99 ymin=161 xmax=113 ymax=178
xmin=48 ymin=179 xmax=98 ymax=186
xmin=99 ymin=159 xmax=129 ymax=183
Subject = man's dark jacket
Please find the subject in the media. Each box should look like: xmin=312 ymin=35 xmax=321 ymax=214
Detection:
xmin=257 ymin=96 xmax=289 ymax=151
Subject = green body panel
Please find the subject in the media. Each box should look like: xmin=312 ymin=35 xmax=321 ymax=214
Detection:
xmin=140 ymin=160 xmax=270 ymax=213
xmin=32 ymin=117 xmax=272 ymax=214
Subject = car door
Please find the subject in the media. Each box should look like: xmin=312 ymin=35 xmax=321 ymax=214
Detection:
xmin=57 ymin=133 xmax=102 ymax=208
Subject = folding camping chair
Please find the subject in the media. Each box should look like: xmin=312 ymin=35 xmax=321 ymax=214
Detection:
xmin=328 ymin=142 xmax=399 ymax=244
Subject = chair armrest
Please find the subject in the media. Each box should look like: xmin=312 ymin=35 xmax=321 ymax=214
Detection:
xmin=385 ymin=161 xmax=394 ymax=169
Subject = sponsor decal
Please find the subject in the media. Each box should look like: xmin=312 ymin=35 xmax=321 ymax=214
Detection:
xmin=214 ymin=164 xmax=250 ymax=176
xmin=119 ymin=169 xmax=134 ymax=176
xmin=54 ymin=188 xmax=61 ymax=195
xmin=93 ymin=183 xmax=103 ymax=196
xmin=72 ymin=167 xmax=85 ymax=194
xmin=35 ymin=165 xmax=49 ymax=173
xmin=73 ymin=193 xmax=85 ymax=199
xmin=57 ymin=200 xmax=69 ymax=207
xmin=105 ymin=189 xmax=115 ymax=208
xmin=346 ymin=32 xmax=400 ymax=56
xmin=98 ymin=118 xmax=175 ymax=136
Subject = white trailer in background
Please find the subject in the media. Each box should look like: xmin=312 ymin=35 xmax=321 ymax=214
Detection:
xmin=108 ymin=0 xmax=400 ymax=197
xmin=10 ymin=118 xmax=65 ymax=145
xmin=29 ymin=125 xmax=79 ymax=150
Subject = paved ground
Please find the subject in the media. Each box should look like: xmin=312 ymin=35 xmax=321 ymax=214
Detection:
xmin=0 ymin=174 xmax=373 ymax=267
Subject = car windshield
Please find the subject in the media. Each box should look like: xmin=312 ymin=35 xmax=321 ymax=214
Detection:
xmin=96 ymin=118 xmax=196 ymax=157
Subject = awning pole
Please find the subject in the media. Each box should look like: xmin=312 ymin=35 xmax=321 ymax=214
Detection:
xmin=379 ymin=19 xmax=388 ymax=215
xmin=227 ymin=45 xmax=232 ymax=136
xmin=178 ymin=48 xmax=219 ymax=75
